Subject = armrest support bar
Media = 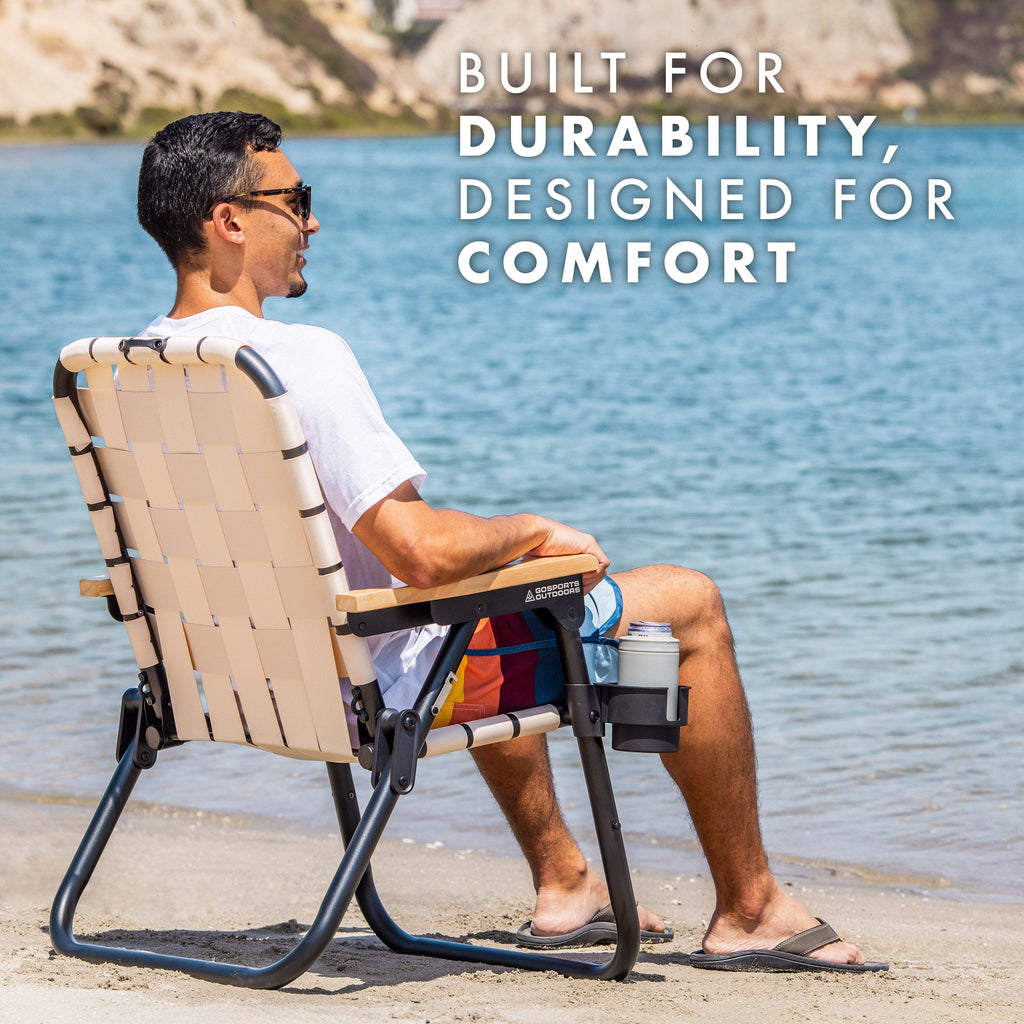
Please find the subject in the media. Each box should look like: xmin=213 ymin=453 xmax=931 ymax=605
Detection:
xmin=79 ymin=575 xmax=123 ymax=623
xmin=81 ymin=575 xmax=115 ymax=598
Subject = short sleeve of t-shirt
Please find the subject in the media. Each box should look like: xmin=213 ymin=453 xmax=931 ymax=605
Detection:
xmin=253 ymin=322 xmax=425 ymax=530
xmin=141 ymin=308 xmax=425 ymax=531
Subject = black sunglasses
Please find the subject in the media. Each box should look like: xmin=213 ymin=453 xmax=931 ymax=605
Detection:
xmin=217 ymin=184 xmax=312 ymax=220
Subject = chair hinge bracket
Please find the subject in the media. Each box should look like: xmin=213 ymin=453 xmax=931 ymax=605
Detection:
xmin=115 ymin=684 xmax=160 ymax=770
xmin=114 ymin=666 xmax=182 ymax=769
xmin=370 ymin=708 xmax=422 ymax=796
xmin=351 ymin=680 xmax=386 ymax=774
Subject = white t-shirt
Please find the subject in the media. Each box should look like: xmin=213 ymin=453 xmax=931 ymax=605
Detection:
xmin=141 ymin=306 xmax=446 ymax=709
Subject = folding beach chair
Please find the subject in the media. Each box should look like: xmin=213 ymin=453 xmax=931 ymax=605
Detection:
xmin=50 ymin=334 xmax=685 ymax=988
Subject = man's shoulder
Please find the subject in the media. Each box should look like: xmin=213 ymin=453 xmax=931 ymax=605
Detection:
xmin=142 ymin=308 xmax=354 ymax=366
xmin=249 ymin=315 xmax=359 ymax=374
xmin=255 ymin=315 xmax=343 ymax=347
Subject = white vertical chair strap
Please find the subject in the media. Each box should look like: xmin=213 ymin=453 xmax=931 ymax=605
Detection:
xmin=215 ymin=617 xmax=284 ymax=748
xmin=132 ymin=441 xmax=179 ymax=509
xmin=201 ymin=445 xmax=256 ymax=511
xmin=235 ymin=562 xmax=290 ymax=628
xmin=196 ymin=672 xmax=248 ymax=745
xmin=151 ymin=609 xmax=209 ymax=740
xmin=152 ymin=363 xmax=200 ymax=453
xmin=294 ymin=620 xmax=357 ymax=753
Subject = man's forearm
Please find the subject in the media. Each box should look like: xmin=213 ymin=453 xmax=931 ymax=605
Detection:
xmin=351 ymin=481 xmax=608 ymax=591
xmin=402 ymin=508 xmax=551 ymax=588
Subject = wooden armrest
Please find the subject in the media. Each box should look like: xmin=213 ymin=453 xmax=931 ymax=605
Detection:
xmin=335 ymin=553 xmax=599 ymax=614
xmin=81 ymin=575 xmax=115 ymax=598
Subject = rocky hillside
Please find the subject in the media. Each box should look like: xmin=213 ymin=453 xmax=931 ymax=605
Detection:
xmin=1 ymin=0 xmax=1021 ymax=136
xmin=0 ymin=0 xmax=430 ymax=134
xmin=889 ymin=0 xmax=1024 ymax=117
xmin=0 ymin=0 xmax=343 ymax=132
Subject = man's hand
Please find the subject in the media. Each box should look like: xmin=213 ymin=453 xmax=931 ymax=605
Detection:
xmin=527 ymin=520 xmax=610 ymax=593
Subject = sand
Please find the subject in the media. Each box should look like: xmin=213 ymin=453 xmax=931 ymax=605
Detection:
xmin=1 ymin=789 xmax=1021 ymax=1024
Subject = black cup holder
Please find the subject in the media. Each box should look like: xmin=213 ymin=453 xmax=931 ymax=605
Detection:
xmin=596 ymin=684 xmax=689 ymax=753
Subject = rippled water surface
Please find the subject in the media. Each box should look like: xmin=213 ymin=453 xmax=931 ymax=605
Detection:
xmin=0 ymin=125 xmax=1020 ymax=900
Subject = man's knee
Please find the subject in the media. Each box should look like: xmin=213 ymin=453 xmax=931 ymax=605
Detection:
xmin=664 ymin=566 xmax=730 ymax=641
xmin=613 ymin=563 xmax=732 ymax=646
xmin=690 ymin=570 xmax=733 ymax=647
xmin=685 ymin=567 xmax=725 ymax=613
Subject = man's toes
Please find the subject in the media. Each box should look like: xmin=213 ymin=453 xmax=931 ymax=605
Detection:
xmin=813 ymin=939 xmax=864 ymax=965
xmin=637 ymin=904 xmax=667 ymax=933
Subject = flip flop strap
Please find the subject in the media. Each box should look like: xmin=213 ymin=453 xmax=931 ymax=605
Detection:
xmin=773 ymin=919 xmax=840 ymax=956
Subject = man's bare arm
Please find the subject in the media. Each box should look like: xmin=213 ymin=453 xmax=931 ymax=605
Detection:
xmin=351 ymin=480 xmax=609 ymax=592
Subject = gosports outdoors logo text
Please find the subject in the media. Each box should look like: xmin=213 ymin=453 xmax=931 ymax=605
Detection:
xmin=524 ymin=580 xmax=582 ymax=602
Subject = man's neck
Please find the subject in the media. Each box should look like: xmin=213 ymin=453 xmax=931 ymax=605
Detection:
xmin=168 ymin=270 xmax=264 ymax=320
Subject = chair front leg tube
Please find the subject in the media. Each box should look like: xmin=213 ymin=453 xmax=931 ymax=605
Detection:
xmin=553 ymin=617 xmax=642 ymax=979
xmin=51 ymin=746 xmax=143 ymax=957
xmin=50 ymin=735 xmax=409 ymax=988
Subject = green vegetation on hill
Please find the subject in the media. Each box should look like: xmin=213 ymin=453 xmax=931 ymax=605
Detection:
xmin=892 ymin=0 xmax=1024 ymax=117
xmin=244 ymin=0 xmax=378 ymax=95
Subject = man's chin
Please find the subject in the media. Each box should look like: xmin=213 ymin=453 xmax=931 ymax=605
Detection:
xmin=286 ymin=279 xmax=308 ymax=298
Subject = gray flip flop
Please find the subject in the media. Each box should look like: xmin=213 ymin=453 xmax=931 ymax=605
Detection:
xmin=688 ymin=918 xmax=888 ymax=972
xmin=516 ymin=903 xmax=674 ymax=949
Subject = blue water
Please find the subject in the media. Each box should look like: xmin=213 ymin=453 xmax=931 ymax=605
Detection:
xmin=0 ymin=125 xmax=1021 ymax=902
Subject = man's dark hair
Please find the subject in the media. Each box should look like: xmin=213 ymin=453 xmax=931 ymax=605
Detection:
xmin=138 ymin=112 xmax=283 ymax=267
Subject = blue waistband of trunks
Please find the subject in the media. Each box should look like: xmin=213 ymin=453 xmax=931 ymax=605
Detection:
xmin=464 ymin=576 xmax=622 ymax=685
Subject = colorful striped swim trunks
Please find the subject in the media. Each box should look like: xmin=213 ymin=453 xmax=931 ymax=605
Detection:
xmin=433 ymin=577 xmax=622 ymax=727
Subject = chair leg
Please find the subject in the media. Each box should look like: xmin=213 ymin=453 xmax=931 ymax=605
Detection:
xmin=327 ymin=616 xmax=641 ymax=982
xmin=552 ymin=616 xmax=643 ymax=967
xmin=329 ymin=741 xmax=639 ymax=982
xmin=50 ymin=744 xmax=407 ymax=989
xmin=51 ymin=745 xmax=143 ymax=953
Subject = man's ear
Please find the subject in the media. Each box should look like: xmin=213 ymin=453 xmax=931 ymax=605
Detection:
xmin=208 ymin=202 xmax=246 ymax=246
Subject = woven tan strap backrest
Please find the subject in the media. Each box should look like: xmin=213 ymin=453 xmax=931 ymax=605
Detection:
xmin=53 ymin=335 xmax=376 ymax=762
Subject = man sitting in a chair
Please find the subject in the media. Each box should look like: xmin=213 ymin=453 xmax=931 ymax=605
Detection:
xmin=133 ymin=111 xmax=882 ymax=973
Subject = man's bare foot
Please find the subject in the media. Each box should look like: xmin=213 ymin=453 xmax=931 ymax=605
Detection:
xmin=702 ymin=884 xmax=865 ymax=966
xmin=527 ymin=865 xmax=667 ymax=937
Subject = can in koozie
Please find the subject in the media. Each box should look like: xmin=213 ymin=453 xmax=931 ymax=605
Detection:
xmin=616 ymin=621 xmax=680 ymax=721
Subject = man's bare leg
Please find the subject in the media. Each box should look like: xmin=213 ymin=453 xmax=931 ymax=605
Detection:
xmin=470 ymin=732 xmax=666 ymax=936
xmin=613 ymin=565 xmax=863 ymax=963
xmin=473 ymin=564 xmax=865 ymax=964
